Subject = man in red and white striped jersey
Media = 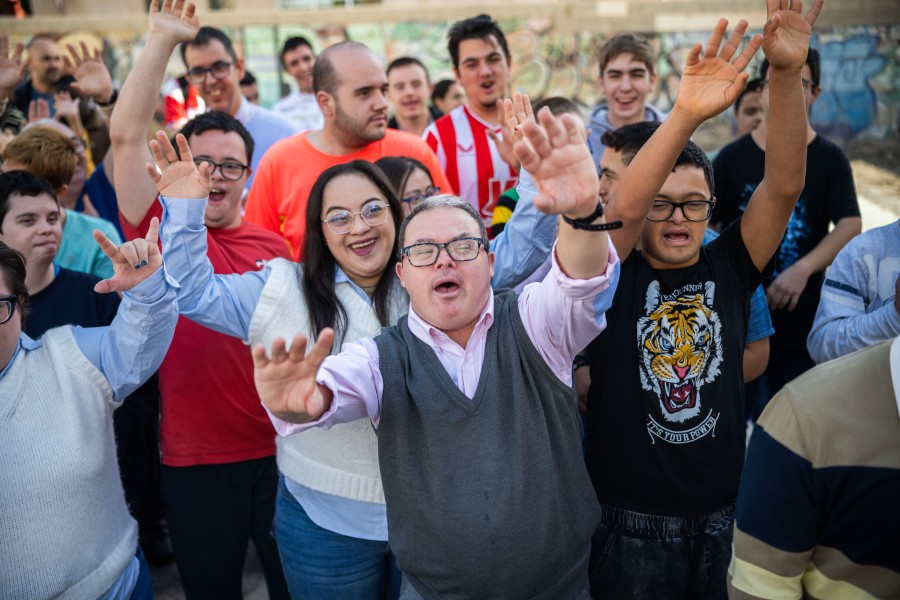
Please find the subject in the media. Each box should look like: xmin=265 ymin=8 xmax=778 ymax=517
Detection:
xmin=424 ymin=14 xmax=518 ymax=229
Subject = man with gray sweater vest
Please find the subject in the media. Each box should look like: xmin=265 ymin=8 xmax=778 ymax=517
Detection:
xmin=251 ymin=107 xmax=620 ymax=598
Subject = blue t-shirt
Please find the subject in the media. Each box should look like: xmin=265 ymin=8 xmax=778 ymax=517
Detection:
xmin=79 ymin=163 xmax=125 ymax=240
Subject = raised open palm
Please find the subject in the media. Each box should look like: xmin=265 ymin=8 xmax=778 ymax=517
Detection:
xmin=65 ymin=41 xmax=115 ymax=102
xmin=762 ymin=0 xmax=824 ymax=71
xmin=514 ymin=107 xmax=598 ymax=217
xmin=253 ymin=330 xmax=336 ymax=424
xmin=0 ymin=35 xmax=25 ymax=94
xmin=675 ymin=19 xmax=763 ymax=122
xmin=149 ymin=0 xmax=200 ymax=43
xmin=145 ymin=131 xmax=211 ymax=199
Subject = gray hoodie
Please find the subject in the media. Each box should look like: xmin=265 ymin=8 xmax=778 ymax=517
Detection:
xmin=588 ymin=103 xmax=667 ymax=172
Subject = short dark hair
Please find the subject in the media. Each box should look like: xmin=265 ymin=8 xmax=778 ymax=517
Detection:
xmin=760 ymin=47 xmax=820 ymax=88
xmin=602 ymin=121 xmax=714 ymax=195
xmin=280 ymin=36 xmax=314 ymax=69
xmin=431 ymin=79 xmax=456 ymax=105
xmin=375 ymin=156 xmax=433 ymax=199
xmin=386 ymin=56 xmax=430 ymax=84
xmin=531 ymin=96 xmax=583 ymax=119
xmin=180 ymin=26 xmax=238 ymax=67
xmin=447 ymin=14 xmax=510 ymax=71
xmin=313 ymin=41 xmax=370 ymax=96
xmin=177 ymin=111 xmax=255 ymax=165
xmin=0 ymin=241 xmax=30 ymax=327
xmin=734 ymin=78 xmax=763 ymax=113
xmin=598 ymin=33 xmax=656 ymax=77
xmin=0 ymin=105 xmax=26 ymax=138
xmin=239 ymin=70 xmax=256 ymax=86
xmin=302 ymin=160 xmax=403 ymax=339
xmin=0 ymin=170 xmax=58 ymax=234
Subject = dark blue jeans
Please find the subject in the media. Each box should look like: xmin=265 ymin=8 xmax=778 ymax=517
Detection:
xmin=589 ymin=504 xmax=734 ymax=600
xmin=275 ymin=476 xmax=401 ymax=600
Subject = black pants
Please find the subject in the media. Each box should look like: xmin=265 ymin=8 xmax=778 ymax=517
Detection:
xmin=113 ymin=374 xmax=161 ymax=519
xmin=161 ymin=456 xmax=290 ymax=600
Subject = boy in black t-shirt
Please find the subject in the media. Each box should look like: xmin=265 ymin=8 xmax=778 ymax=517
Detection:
xmin=584 ymin=1 xmax=824 ymax=598
xmin=711 ymin=49 xmax=861 ymax=403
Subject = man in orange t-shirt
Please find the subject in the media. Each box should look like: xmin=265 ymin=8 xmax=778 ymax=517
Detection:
xmin=244 ymin=41 xmax=451 ymax=259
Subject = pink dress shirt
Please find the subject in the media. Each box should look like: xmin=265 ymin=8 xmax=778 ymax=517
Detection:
xmin=269 ymin=239 xmax=620 ymax=435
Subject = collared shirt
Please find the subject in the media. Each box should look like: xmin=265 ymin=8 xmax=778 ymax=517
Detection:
xmin=0 ymin=267 xmax=178 ymax=401
xmin=271 ymin=240 xmax=620 ymax=435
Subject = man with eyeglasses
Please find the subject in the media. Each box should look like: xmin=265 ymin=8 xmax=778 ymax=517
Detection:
xmin=250 ymin=105 xmax=619 ymax=600
xmin=711 ymin=47 xmax=861 ymax=406
xmin=574 ymin=3 xmax=825 ymax=596
xmin=135 ymin=14 xmax=296 ymax=190
xmin=109 ymin=2 xmax=293 ymax=597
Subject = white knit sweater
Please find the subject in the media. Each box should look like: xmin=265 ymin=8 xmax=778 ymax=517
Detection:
xmin=249 ymin=259 xmax=407 ymax=504
xmin=0 ymin=327 xmax=137 ymax=600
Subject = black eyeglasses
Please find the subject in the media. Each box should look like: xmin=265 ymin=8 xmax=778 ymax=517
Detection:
xmin=322 ymin=201 xmax=390 ymax=235
xmin=401 ymin=237 xmax=485 ymax=267
xmin=646 ymin=200 xmax=714 ymax=222
xmin=402 ymin=186 xmax=440 ymax=210
xmin=193 ymin=159 xmax=249 ymax=181
xmin=0 ymin=295 xmax=17 ymax=325
xmin=186 ymin=61 xmax=233 ymax=85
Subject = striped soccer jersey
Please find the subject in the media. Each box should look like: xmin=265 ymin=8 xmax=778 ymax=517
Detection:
xmin=424 ymin=104 xmax=518 ymax=228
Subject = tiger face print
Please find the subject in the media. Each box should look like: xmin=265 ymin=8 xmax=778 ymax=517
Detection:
xmin=637 ymin=282 xmax=723 ymax=424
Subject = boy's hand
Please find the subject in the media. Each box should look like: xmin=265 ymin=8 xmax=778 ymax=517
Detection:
xmin=0 ymin=35 xmax=25 ymax=97
xmin=762 ymin=0 xmax=824 ymax=72
xmin=253 ymin=330 xmax=336 ymax=424
xmin=149 ymin=0 xmax=200 ymax=44
xmin=65 ymin=41 xmax=116 ymax=104
xmin=673 ymin=19 xmax=762 ymax=123
xmin=93 ymin=217 xmax=163 ymax=293
xmin=145 ymin=131 xmax=212 ymax=199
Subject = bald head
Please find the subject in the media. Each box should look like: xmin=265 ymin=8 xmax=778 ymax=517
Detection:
xmin=313 ymin=41 xmax=377 ymax=96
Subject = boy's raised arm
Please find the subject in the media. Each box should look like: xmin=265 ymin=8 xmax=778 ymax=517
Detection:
xmin=111 ymin=0 xmax=200 ymax=226
xmin=741 ymin=0 xmax=825 ymax=272
xmin=608 ymin=19 xmax=761 ymax=263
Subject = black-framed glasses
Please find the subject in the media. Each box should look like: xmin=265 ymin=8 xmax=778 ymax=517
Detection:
xmin=186 ymin=61 xmax=233 ymax=85
xmin=0 ymin=295 xmax=17 ymax=325
xmin=402 ymin=186 xmax=440 ymax=210
xmin=401 ymin=237 xmax=485 ymax=267
xmin=646 ymin=200 xmax=714 ymax=222
xmin=193 ymin=159 xmax=249 ymax=181
xmin=322 ymin=201 xmax=389 ymax=235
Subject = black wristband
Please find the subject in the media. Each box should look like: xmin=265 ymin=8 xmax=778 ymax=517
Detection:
xmin=96 ymin=88 xmax=118 ymax=107
xmin=561 ymin=202 xmax=623 ymax=231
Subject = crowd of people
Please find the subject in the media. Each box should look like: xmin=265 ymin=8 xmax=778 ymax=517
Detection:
xmin=1 ymin=0 xmax=898 ymax=598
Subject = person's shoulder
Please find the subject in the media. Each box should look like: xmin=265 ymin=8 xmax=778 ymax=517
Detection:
xmin=716 ymin=133 xmax=755 ymax=159
xmin=272 ymin=91 xmax=297 ymax=111
xmin=809 ymin=134 xmax=850 ymax=162
xmin=229 ymin=220 xmax=292 ymax=255
xmin=383 ymin=128 xmax=433 ymax=152
xmin=252 ymin=106 xmax=301 ymax=135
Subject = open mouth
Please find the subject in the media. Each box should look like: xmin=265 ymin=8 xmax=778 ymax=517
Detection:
xmin=349 ymin=238 xmax=376 ymax=255
xmin=434 ymin=280 xmax=460 ymax=294
xmin=658 ymin=379 xmax=697 ymax=413
xmin=209 ymin=189 xmax=226 ymax=203
xmin=664 ymin=232 xmax=690 ymax=245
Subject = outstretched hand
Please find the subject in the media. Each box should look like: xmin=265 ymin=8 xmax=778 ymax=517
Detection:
xmin=0 ymin=35 xmax=25 ymax=96
xmin=64 ymin=41 xmax=116 ymax=104
xmin=148 ymin=0 xmax=200 ymax=44
xmin=762 ymin=0 xmax=824 ymax=71
xmin=253 ymin=330 xmax=336 ymax=424
xmin=146 ymin=131 xmax=212 ymax=199
xmin=513 ymin=106 xmax=598 ymax=218
xmin=674 ymin=19 xmax=762 ymax=123
xmin=93 ymin=217 xmax=163 ymax=293
xmin=486 ymin=94 xmax=533 ymax=173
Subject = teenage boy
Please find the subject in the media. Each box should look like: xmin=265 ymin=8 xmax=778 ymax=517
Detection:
xmin=583 ymin=2 xmax=822 ymax=597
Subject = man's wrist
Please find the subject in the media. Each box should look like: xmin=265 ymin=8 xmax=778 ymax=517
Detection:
xmin=96 ymin=87 xmax=118 ymax=107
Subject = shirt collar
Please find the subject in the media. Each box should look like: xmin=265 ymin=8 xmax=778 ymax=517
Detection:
xmin=407 ymin=288 xmax=495 ymax=348
xmin=334 ymin=266 xmax=374 ymax=306
xmin=462 ymin=105 xmax=501 ymax=133
xmin=0 ymin=332 xmax=41 ymax=380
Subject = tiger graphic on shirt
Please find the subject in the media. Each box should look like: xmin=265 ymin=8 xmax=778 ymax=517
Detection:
xmin=637 ymin=281 xmax=724 ymax=443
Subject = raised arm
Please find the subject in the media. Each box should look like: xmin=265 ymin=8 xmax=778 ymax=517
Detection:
xmin=513 ymin=107 xmax=608 ymax=279
xmin=111 ymin=0 xmax=199 ymax=226
xmin=77 ymin=218 xmax=178 ymax=400
xmin=741 ymin=0 xmax=825 ymax=272
xmin=0 ymin=35 xmax=25 ymax=106
xmin=610 ymin=19 xmax=762 ymax=264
